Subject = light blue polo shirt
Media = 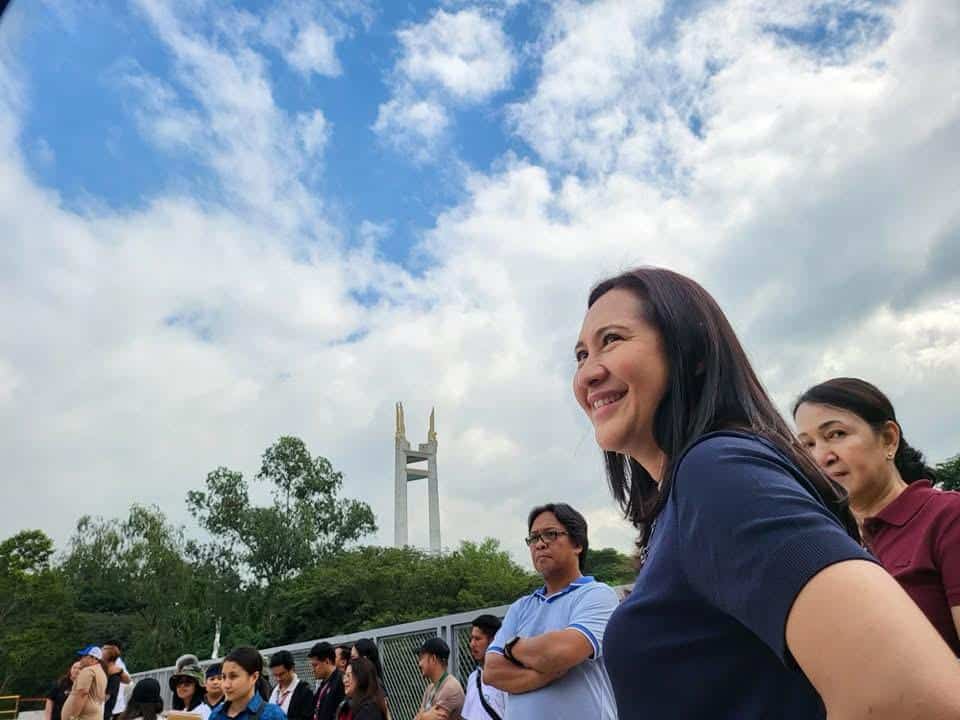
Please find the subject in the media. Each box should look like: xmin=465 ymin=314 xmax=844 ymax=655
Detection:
xmin=488 ymin=575 xmax=618 ymax=720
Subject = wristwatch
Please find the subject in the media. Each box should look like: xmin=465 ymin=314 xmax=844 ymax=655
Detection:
xmin=503 ymin=635 xmax=526 ymax=667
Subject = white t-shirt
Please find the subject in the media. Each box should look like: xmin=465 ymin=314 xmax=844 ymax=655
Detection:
xmin=461 ymin=667 xmax=507 ymax=720
xmin=111 ymin=658 xmax=130 ymax=716
xmin=268 ymin=675 xmax=301 ymax=713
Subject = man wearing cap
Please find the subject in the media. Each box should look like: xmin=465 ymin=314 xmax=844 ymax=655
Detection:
xmin=61 ymin=646 xmax=107 ymax=720
xmin=484 ymin=503 xmax=618 ymax=720
xmin=413 ymin=638 xmax=464 ymax=720
xmin=199 ymin=664 xmax=225 ymax=718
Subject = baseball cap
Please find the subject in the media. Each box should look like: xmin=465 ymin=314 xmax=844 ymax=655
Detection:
xmin=205 ymin=663 xmax=222 ymax=679
xmin=77 ymin=645 xmax=103 ymax=660
xmin=415 ymin=637 xmax=450 ymax=660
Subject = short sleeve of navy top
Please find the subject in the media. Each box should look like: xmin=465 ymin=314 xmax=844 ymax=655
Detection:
xmin=604 ymin=432 xmax=874 ymax=719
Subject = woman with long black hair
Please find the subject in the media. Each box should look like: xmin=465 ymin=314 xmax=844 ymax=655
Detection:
xmin=795 ymin=377 xmax=960 ymax=654
xmin=572 ymin=267 xmax=960 ymax=719
xmin=168 ymin=655 xmax=206 ymax=718
xmin=335 ymin=658 xmax=386 ymax=720
xmin=44 ymin=661 xmax=80 ymax=720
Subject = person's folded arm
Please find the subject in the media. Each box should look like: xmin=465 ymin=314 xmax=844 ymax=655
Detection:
xmin=509 ymin=629 xmax=594 ymax=675
xmin=483 ymin=651 xmax=566 ymax=694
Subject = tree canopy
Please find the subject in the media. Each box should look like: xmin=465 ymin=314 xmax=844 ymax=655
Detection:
xmin=0 ymin=436 xmax=544 ymax=697
xmin=187 ymin=436 xmax=377 ymax=583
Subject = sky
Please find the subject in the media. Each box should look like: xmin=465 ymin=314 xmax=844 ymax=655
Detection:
xmin=1 ymin=0 xmax=958 ymax=566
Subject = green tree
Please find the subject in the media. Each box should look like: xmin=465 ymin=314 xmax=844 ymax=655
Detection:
xmin=187 ymin=436 xmax=376 ymax=584
xmin=584 ymin=547 xmax=637 ymax=586
xmin=0 ymin=530 xmax=78 ymax=695
xmin=277 ymin=539 xmax=539 ymax=641
xmin=60 ymin=505 xmax=217 ymax=670
xmin=936 ymin=454 xmax=960 ymax=492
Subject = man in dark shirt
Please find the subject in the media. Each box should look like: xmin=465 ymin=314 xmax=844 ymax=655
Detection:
xmin=307 ymin=642 xmax=344 ymax=720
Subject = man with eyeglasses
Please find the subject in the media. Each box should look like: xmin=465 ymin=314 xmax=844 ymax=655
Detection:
xmin=483 ymin=503 xmax=618 ymax=720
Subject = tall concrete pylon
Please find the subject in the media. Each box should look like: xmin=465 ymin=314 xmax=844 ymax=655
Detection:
xmin=394 ymin=403 xmax=441 ymax=552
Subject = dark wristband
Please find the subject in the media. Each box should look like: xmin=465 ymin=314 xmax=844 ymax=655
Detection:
xmin=504 ymin=636 xmax=526 ymax=667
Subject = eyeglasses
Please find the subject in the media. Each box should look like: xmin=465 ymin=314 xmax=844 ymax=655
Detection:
xmin=175 ymin=678 xmax=196 ymax=687
xmin=524 ymin=529 xmax=569 ymax=547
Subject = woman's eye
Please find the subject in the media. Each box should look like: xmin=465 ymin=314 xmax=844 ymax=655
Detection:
xmin=827 ymin=430 xmax=846 ymax=440
xmin=575 ymin=349 xmax=588 ymax=362
xmin=602 ymin=332 xmax=622 ymax=346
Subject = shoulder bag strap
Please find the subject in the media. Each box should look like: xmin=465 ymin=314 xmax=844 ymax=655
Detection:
xmin=475 ymin=669 xmax=502 ymax=720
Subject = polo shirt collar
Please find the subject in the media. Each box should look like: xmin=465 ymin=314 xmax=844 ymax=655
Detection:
xmin=533 ymin=575 xmax=595 ymax=603
xmin=869 ymin=480 xmax=935 ymax=528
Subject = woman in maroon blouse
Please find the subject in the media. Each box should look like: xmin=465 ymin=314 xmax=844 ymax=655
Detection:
xmin=795 ymin=377 xmax=960 ymax=655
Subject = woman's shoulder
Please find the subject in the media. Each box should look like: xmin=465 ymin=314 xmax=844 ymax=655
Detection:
xmin=260 ymin=702 xmax=288 ymax=720
xmin=673 ymin=431 xmax=795 ymax=491
xmin=351 ymin=701 xmax=384 ymax=720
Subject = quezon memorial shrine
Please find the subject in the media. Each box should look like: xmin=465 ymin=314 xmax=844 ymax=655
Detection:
xmin=130 ymin=404 xmax=505 ymax=720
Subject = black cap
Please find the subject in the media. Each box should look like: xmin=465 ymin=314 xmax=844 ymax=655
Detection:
xmin=205 ymin=663 xmax=222 ymax=679
xmin=415 ymin=637 xmax=450 ymax=660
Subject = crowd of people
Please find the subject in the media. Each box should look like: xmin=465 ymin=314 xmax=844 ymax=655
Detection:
xmin=41 ymin=267 xmax=960 ymax=719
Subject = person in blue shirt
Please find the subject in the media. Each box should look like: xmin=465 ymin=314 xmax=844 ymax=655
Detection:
xmin=211 ymin=647 xmax=286 ymax=720
xmin=571 ymin=266 xmax=960 ymax=719
xmin=483 ymin=502 xmax=618 ymax=720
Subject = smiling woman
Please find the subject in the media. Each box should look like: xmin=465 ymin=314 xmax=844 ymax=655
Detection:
xmin=573 ymin=267 xmax=960 ymax=720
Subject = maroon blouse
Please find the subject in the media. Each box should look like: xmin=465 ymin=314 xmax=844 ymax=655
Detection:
xmin=863 ymin=480 xmax=960 ymax=655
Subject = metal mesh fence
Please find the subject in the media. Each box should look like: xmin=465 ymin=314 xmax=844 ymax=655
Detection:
xmin=130 ymin=604 xmax=517 ymax=720
xmin=379 ymin=630 xmax=433 ymax=720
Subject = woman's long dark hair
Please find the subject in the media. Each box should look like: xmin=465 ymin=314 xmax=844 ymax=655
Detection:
xmin=171 ymin=679 xmax=203 ymax=711
xmin=120 ymin=701 xmax=162 ymax=720
xmin=587 ymin=268 xmax=859 ymax=552
xmin=793 ymin=377 xmax=937 ymax=483
xmin=347 ymin=658 xmax=387 ymax=718
xmin=352 ymin=639 xmax=385 ymax=685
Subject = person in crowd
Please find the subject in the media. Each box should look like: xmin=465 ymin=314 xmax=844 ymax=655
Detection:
xmin=268 ymin=650 xmax=313 ymax=720
xmin=335 ymin=658 xmax=386 ymax=720
xmin=255 ymin=654 xmax=273 ymax=702
xmin=307 ymin=642 xmax=344 ymax=720
xmin=572 ymin=266 xmax=960 ymax=719
xmin=210 ymin=647 xmax=286 ymax=720
xmin=484 ymin=504 xmax=617 ymax=720
xmin=103 ymin=641 xmax=131 ymax=720
xmin=62 ymin=646 xmax=107 ymax=720
xmin=199 ymin=664 xmax=225 ymax=717
xmin=349 ymin=640 xmax=387 ymax=702
xmin=45 ymin=661 xmax=81 ymax=720
xmin=413 ymin=638 xmax=463 ymax=720
xmin=101 ymin=645 xmax=128 ymax=720
xmin=462 ymin=616 xmax=506 ymax=720
xmin=795 ymin=377 xmax=960 ymax=654
xmin=334 ymin=647 xmax=351 ymax=675
xmin=169 ymin=654 xmax=207 ymax=717
xmin=119 ymin=679 xmax=163 ymax=720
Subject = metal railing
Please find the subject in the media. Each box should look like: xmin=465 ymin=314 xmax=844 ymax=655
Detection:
xmin=131 ymin=604 xmax=510 ymax=720
xmin=0 ymin=695 xmax=19 ymax=720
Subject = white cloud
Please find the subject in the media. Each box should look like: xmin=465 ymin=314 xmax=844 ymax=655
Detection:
xmin=1 ymin=0 xmax=960 ymax=573
xmin=297 ymin=109 xmax=330 ymax=156
xmin=397 ymin=9 xmax=515 ymax=102
xmin=372 ymin=95 xmax=450 ymax=162
xmin=374 ymin=8 xmax=515 ymax=160
xmin=285 ymin=22 xmax=341 ymax=77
